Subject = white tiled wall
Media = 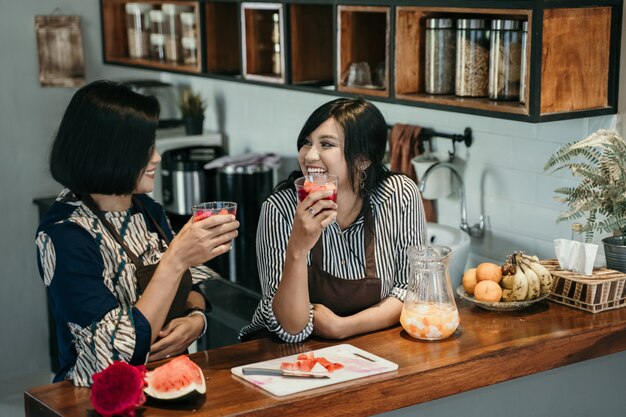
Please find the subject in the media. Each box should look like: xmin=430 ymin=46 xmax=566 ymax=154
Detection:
xmin=163 ymin=73 xmax=616 ymax=267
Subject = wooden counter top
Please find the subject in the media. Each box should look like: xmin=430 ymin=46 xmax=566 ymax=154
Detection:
xmin=25 ymin=299 xmax=626 ymax=417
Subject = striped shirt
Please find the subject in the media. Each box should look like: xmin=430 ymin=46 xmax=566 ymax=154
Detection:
xmin=240 ymin=174 xmax=427 ymax=342
xmin=35 ymin=189 xmax=217 ymax=387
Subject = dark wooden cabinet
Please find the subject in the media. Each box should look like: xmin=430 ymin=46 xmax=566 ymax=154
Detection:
xmin=99 ymin=0 xmax=622 ymax=122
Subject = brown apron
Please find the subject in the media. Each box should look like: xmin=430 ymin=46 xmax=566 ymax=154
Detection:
xmin=308 ymin=198 xmax=382 ymax=317
xmin=82 ymin=195 xmax=192 ymax=324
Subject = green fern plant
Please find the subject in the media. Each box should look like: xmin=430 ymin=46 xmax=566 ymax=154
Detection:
xmin=178 ymin=89 xmax=207 ymax=118
xmin=544 ymin=129 xmax=626 ymax=242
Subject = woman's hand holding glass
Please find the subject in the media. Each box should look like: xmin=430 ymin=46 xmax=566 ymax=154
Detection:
xmin=167 ymin=210 xmax=239 ymax=271
xmin=290 ymin=187 xmax=337 ymax=254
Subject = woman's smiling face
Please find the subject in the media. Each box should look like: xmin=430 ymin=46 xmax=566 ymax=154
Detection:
xmin=298 ymin=117 xmax=351 ymax=191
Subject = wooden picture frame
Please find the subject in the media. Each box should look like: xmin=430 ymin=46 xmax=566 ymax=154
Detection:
xmin=35 ymin=15 xmax=85 ymax=87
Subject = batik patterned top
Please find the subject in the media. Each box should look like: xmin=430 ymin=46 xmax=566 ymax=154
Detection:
xmin=240 ymin=174 xmax=427 ymax=342
xmin=35 ymin=189 xmax=217 ymax=387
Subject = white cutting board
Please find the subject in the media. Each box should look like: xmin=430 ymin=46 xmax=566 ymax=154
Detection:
xmin=231 ymin=344 xmax=398 ymax=396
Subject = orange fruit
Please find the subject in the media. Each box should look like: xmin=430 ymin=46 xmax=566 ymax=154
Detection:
xmin=476 ymin=262 xmax=503 ymax=284
xmin=474 ymin=280 xmax=503 ymax=302
xmin=462 ymin=268 xmax=478 ymax=295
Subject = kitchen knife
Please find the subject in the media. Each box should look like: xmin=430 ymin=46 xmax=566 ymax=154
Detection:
xmin=242 ymin=367 xmax=330 ymax=378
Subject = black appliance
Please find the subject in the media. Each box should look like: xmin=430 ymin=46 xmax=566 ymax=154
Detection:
xmin=205 ymin=163 xmax=274 ymax=294
xmin=161 ymin=146 xmax=225 ymax=216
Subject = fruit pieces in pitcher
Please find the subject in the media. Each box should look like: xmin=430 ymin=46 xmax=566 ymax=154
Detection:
xmin=280 ymin=352 xmax=344 ymax=373
xmin=297 ymin=179 xmax=337 ymax=203
xmin=193 ymin=207 xmax=236 ymax=222
xmin=400 ymin=302 xmax=460 ymax=340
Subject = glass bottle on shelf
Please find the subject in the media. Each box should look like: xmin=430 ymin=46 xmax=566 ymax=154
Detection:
xmin=489 ymin=19 xmax=523 ymax=101
xmin=519 ymin=21 xmax=529 ymax=104
xmin=125 ymin=3 xmax=153 ymax=59
xmin=455 ymin=18 xmax=489 ymax=97
xmin=271 ymin=12 xmax=281 ymax=76
xmin=181 ymin=36 xmax=197 ymax=65
xmin=162 ymin=4 xmax=191 ymax=63
xmin=149 ymin=10 xmax=165 ymax=61
xmin=424 ymin=18 xmax=456 ymax=95
xmin=401 ymin=245 xmax=460 ymax=341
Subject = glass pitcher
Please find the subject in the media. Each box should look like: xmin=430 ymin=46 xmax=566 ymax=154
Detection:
xmin=401 ymin=245 xmax=460 ymax=340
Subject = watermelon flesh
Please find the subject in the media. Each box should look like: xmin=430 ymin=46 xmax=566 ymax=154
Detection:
xmin=144 ymin=356 xmax=206 ymax=401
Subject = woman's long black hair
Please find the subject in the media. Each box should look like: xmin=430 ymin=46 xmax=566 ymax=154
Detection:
xmin=276 ymin=97 xmax=391 ymax=196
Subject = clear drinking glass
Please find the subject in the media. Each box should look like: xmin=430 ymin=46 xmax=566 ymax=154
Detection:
xmin=294 ymin=174 xmax=338 ymax=203
xmin=400 ymin=245 xmax=460 ymax=340
xmin=192 ymin=201 xmax=237 ymax=222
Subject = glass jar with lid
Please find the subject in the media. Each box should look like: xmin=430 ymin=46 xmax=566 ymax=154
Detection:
xmin=180 ymin=12 xmax=197 ymax=39
xmin=181 ymin=36 xmax=197 ymax=65
xmin=125 ymin=3 xmax=153 ymax=59
xmin=424 ymin=18 xmax=456 ymax=95
xmin=489 ymin=19 xmax=523 ymax=101
xmin=162 ymin=4 xmax=191 ymax=63
xmin=149 ymin=10 xmax=165 ymax=61
xmin=519 ymin=21 xmax=529 ymax=103
xmin=455 ymin=18 xmax=490 ymax=97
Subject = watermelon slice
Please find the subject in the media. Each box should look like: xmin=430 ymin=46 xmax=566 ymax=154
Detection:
xmin=280 ymin=352 xmax=343 ymax=373
xmin=144 ymin=356 xmax=206 ymax=401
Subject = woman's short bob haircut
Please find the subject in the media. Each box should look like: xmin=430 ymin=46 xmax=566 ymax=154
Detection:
xmin=50 ymin=80 xmax=160 ymax=195
xmin=293 ymin=97 xmax=391 ymax=196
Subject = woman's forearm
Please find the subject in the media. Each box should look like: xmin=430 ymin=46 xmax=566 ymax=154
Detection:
xmin=135 ymin=251 xmax=186 ymax=342
xmin=272 ymin=246 xmax=311 ymax=334
xmin=339 ymin=297 xmax=403 ymax=338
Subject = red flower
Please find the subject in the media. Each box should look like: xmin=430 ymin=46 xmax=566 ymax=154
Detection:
xmin=90 ymin=361 xmax=147 ymax=417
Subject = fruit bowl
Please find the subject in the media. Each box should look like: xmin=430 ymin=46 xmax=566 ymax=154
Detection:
xmin=456 ymin=286 xmax=549 ymax=311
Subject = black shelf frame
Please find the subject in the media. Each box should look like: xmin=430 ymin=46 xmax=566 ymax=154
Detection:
xmin=100 ymin=0 xmax=623 ymax=123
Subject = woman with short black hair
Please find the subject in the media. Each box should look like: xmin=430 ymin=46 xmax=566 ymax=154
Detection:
xmin=36 ymin=80 xmax=239 ymax=387
xmin=241 ymin=98 xmax=427 ymax=342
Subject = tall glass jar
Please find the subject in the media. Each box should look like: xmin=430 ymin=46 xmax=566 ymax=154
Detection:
xmin=125 ymin=3 xmax=153 ymax=59
xmin=400 ymin=245 xmax=460 ymax=341
xmin=149 ymin=10 xmax=165 ymax=61
xmin=424 ymin=18 xmax=456 ymax=95
xmin=455 ymin=18 xmax=489 ymax=97
xmin=519 ymin=21 xmax=529 ymax=103
xmin=162 ymin=4 xmax=191 ymax=63
xmin=489 ymin=19 xmax=523 ymax=101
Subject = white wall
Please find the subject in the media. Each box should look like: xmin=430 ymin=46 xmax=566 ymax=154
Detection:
xmin=0 ymin=0 xmax=153 ymax=380
xmin=1 ymin=0 xmax=624 ymax=385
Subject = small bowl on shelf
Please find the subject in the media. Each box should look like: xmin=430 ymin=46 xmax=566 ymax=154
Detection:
xmin=456 ymin=286 xmax=549 ymax=312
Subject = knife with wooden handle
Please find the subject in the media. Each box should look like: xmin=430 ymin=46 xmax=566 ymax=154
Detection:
xmin=242 ymin=367 xmax=330 ymax=378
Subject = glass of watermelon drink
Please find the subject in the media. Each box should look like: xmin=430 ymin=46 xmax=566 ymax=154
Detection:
xmin=294 ymin=174 xmax=338 ymax=204
xmin=192 ymin=201 xmax=237 ymax=222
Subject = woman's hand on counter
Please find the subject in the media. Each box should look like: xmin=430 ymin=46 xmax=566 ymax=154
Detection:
xmin=311 ymin=304 xmax=348 ymax=339
xmin=148 ymin=315 xmax=205 ymax=361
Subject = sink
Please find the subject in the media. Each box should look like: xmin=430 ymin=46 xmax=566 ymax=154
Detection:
xmin=426 ymin=222 xmax=471 ymax=289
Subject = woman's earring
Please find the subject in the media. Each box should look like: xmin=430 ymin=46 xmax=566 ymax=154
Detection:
xmin=359 ymin=169 xmax=367 ymax=190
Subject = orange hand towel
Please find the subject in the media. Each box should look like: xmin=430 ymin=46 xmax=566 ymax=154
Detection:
xmin=388 ymin=124 xmax=437 ymax=222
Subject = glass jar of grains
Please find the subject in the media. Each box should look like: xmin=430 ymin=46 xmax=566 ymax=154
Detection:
xmin=455 ymin=18 xmax=489 ymax=97
xmin=125 ymin=3 xmax=153 ymax=59
xmin=424 ymin=18 xmax=456 ymax=95
xmin=488 ymin=19 xmax=523 ymax=101
xmin=162 ymin=4 xmax=191 ymax=63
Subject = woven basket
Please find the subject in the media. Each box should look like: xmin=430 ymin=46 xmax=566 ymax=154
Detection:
xmin=541 ymin=259 xmax=626 ymax=313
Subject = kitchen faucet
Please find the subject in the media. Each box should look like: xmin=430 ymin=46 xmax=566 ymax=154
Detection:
xmin=418 ymin=162 xmax=485 ymax=239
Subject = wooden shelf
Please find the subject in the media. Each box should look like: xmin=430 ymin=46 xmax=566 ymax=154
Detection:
xmin=204 ymin=2 xmax=240 ymax=75
xmin=241 ymin=2 xmax=285 ymax=84
xmin=337 ymin=5 xmax=390 ymax=97
xmin=290 ymin=4 xmax=334 ymax=86
xmin=395 ymin=7 xmax=532 ymax=116
xmin=99 ymin=0 xmax=621 ymax=122
xmin=101 ymin=0 xmax=202 ymax=73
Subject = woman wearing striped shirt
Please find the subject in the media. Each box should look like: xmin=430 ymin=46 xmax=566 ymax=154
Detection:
xmin=35 ymin=81 xmax=239 ymax=386
xmin=241 ymin=98 xmax=427 ymax=342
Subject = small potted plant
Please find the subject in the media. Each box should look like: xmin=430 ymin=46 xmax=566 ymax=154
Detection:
xmin=178 ymin=89 xmax=207 ymax=135
xmin=544 ymin=128 xmax=626 ymax=272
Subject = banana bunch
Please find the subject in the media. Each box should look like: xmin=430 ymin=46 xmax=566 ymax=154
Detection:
xmin=500 ymin=252 xmax=552 ymax=302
